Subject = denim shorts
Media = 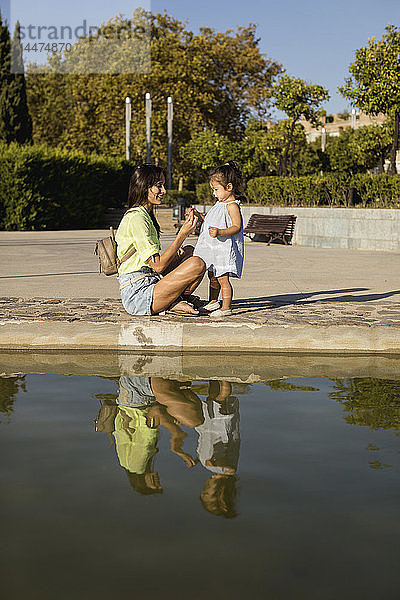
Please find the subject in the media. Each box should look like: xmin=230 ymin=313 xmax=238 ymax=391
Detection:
xmin=118 ymin=269 xmax=162 ymax=316
xmin=117 ymin=376 xmax=155 ymax=407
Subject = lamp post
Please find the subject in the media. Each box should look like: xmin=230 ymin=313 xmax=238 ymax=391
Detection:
xmin=167 ymin=96 xmax=173 ymax=189
xmin=321 ymin=127 xmax=326 ymax=153
xmin=145 ymin=92 xmax=152 ymax=163
xmin=351 ymin=108 xmax=356 ymax=129
xmin=125 ymin=96 xmax=131 ymax=161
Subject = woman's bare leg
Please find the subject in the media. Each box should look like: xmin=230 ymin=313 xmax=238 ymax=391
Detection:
xmin=182 ymin=274 xmax=204 ymax=297
xmin=162 ymin=245 xmax=194 ymax=276
xmin=162 ymin=245 xmax=203 ymax=300
xmin=217 ymin=274 xmax=233 ymax=311
xmin=150 ymin=378 xmax=203 ymax=428
xmin=208 ymin=271 xmax=221 ymax=303
xmin=151 ymin=256 xmax=205 ymax=314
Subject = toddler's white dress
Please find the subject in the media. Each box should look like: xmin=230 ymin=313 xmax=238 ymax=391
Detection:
xmin=193 ymin=199 xmax=244 ymax=278
xmin=195 ymin=398 xmax=240 ymax=475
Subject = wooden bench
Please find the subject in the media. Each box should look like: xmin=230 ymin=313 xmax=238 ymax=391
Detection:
xmin=243 ymin=214 xmax=297 ymax=245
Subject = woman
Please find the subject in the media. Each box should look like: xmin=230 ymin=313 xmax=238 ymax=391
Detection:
xmin=116 ymin=164 xmax=206 ymax=316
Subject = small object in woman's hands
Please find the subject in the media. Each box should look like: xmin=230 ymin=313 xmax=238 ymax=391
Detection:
xmin=192 ymin=208 xmax=204 ymax=220
xmin=208 ymin=226 xmax=219 ymax=238
xmin=179 ymin=211 xmax=198 ymax=236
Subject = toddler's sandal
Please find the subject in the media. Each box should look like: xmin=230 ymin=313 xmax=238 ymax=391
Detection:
xmin=209 ymin=309 xmax=232 ymax=318
xmin=203 ymin=300 xmax=221 ymax=312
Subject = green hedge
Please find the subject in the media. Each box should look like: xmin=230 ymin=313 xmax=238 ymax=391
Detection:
xmin=0 ymin=143 xmax=132 ymax=230
xmin=195 ymin=182 xmax=214 ymax=204
xmin=165 ymin=189 xmax=196 ymax=206
xmin=246 ymin=174 xmax=400 ymax=208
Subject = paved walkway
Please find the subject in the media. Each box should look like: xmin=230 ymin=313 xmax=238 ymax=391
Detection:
xmin=0 ymin=230 xmax=399 ymax=354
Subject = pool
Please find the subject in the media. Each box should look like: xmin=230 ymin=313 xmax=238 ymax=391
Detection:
xmin=1 ymin=364 xmax=399 ymax=599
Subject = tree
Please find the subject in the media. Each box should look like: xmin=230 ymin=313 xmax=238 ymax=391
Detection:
xmin=0 ymin=18 xmax=32 ymax=144
xmin=26 ymin=11 xmax=282 ymax=178
xmin=294 ymin=139 xmax=322 ymax=176
xmin=326 ymin=124 xmax=392 ymax=174
xmin=326 ymin=129 xmax=359 ymax=174
xmin=180 ymin=130 xmax=237 ymax=180
xmin=0 ymin=12 xmax=10 ymax=86
xmin=240 ymin=119 xmax=274 ymax=178
xmin=8 ymin=22 xmax=32 ymax=143
xmin=329 ymin=378 xmax=400 ymax=430
xmin=352 ymin=124 xmax=392 ymax=173
xmin=0 ymin=12 xmax=11 ymax=143
xmin=240 ymin=118 xmax=320 ymax=178
xmin=0 ymin=375 xmax=26 ymax=424
xmin=272 ymin=75 xmax=329 ymax=175
xmin=339 ymin=24 xmax=400 ymax=175
xmin=264 ymin=379 xmax=319 ymax=392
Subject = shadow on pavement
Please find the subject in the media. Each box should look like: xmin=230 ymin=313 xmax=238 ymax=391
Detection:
xmin=232 ymin=288 xmax=400 ymax=312
xmin=0 ymin=272 xmax=98 ymax=279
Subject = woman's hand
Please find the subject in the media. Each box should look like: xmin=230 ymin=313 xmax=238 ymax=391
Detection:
xmin=180 ymin=209 xmax=198 ymax=236
xmin=190 ymin=208 xmax=205 ymax=222
xmin=146 ymin=405 xmax=163 ymax=428
xmin=208 ymin=226 xmax=219 ymax=238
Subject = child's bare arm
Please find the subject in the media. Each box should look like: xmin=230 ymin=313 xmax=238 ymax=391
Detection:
xmin=209 ymin=202 xmax=242 ymax=238
xmin=214 ymin=380 xmax=232 ymax=402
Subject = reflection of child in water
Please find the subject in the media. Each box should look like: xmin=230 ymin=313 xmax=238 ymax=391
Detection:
xmin=200 ymin=475 xmax=237 ymax=519
xmin=196 ymin=380 xmax=240 ymax=518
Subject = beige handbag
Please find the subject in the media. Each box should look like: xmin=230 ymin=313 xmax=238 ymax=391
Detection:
xmin=94 ymin=227 xmax=136 ymax=276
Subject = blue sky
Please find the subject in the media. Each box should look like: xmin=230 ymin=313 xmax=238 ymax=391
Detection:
xmin=1 ymin=0 xmax=400 ymax=115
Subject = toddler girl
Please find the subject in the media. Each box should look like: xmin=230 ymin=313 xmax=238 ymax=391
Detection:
xmin=193 ymin=160 xmax=244 ymax=317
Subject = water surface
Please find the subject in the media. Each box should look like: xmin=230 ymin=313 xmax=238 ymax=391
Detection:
xmin=1 ymin=372 xmax=399 ymax=600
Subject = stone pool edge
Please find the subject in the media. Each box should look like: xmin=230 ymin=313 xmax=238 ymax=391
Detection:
xmin=0 ymin=318 xmax=400 ymax=354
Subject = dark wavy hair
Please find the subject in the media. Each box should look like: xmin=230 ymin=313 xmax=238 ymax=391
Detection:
xmin=124 ymin=469 xmax=163 ymax=496
xmin=209 ymin=160 xmax=244 ymax=197
xmin=200 ymin=475 xmax=238 ymax=518
xmin=127 ymin=163 xmax=166 ymax=237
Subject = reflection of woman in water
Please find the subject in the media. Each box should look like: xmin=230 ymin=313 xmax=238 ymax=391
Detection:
xmin=114 ymin=376 xmax=161 ymax=495
xmin=196 ymin=381 xmax=240 ymax=518
xmin=100 ymin=375 xmax=240 ymax=515
xmin=113 ymin=376 xmax=204 ymax=494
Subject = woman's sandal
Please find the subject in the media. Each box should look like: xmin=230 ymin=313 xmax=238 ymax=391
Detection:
xmin=166 ymin=300 xmax=200 ymax=316
xmin=182 ymin=294 xmax=208 ymax=310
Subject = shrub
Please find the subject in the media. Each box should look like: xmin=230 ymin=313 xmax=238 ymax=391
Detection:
xmin=352 ymin=173 xmax=400 ymax=208
xmin=0 ymin=143 xmax=132 ymax=230
xmin=246 ymin=173 xmax=400 ymax=208
xmin=195 ymin=182 xmax=214 ymax=204
xmin=164 ymin=189 xmax=196 ymax=206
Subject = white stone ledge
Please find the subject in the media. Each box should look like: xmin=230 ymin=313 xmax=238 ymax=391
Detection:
xmin=1 ymin=320 xmax=399 ymax=354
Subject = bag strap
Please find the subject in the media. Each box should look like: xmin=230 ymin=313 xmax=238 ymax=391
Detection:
xmin=109 ymin=226 xmax=137 ymax=266
xmin=119 ymin=246 xmax=137 ymax=265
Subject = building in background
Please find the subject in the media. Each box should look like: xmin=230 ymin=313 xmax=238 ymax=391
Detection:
xmin=301 ymin=111 xmax=387 ymax=143
xmin=301 ymin=111 xmax=400 ymax=172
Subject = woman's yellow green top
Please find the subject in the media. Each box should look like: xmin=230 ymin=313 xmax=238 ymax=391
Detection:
xmin=115 ymin=206 xmax=161 ymax=275
xmin=113 ymin=407 xmax=159 ymax=474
